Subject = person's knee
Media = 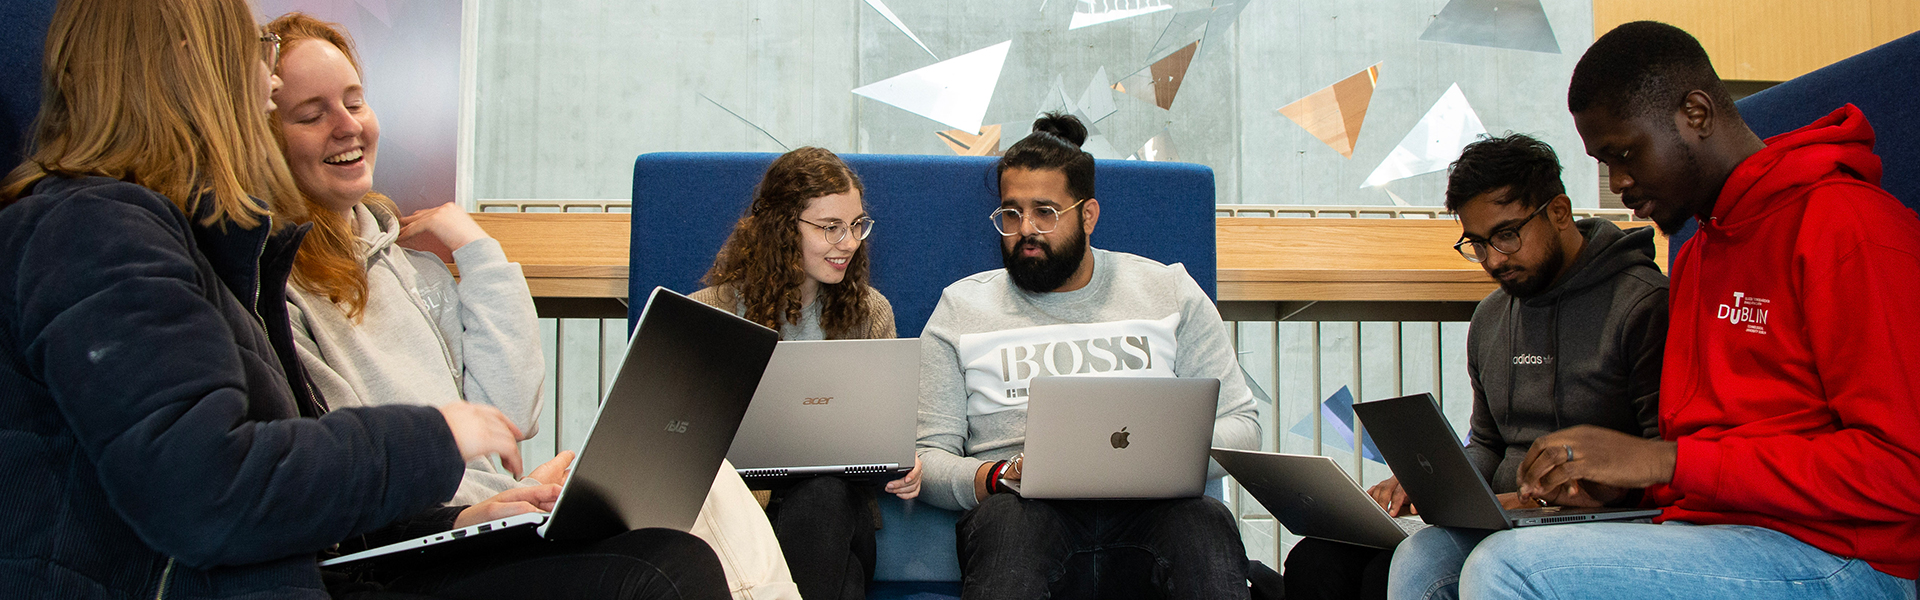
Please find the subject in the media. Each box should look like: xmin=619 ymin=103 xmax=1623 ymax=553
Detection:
xmin=1457 ymin=530 xmax=1540 ymax=596
xmin=1153 ymin=496 xmax=1237 ymax=536
xmin=785 ymin=474 xmax=855 ymax=507
xmin=959 ymin=494 xmax=1048 ymax=542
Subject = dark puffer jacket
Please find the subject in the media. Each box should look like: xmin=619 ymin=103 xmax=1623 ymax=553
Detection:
xmin=0 ymin=176 xmax=463 ymax=599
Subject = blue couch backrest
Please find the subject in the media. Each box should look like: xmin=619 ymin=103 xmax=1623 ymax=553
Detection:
xmin=627 ymin=152 xmax=1217 ymax=335
xmin=1672 ymin=30 xmax=1920 ymax=257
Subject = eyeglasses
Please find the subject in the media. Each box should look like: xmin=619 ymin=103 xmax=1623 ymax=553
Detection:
xmin=260 ymin=29 xmax=282 ymax=68
xmin=797 ymin=216 xmax=875 ymax=245
xmin=990 ymin=198 xmax=1089 ymax=237
xmin=1453 ymin=201 xmax=1552 ymax=263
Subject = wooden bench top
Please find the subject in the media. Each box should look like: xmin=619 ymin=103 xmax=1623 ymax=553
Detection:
xmin=470 ymin=212 xmax=1667 ymax=319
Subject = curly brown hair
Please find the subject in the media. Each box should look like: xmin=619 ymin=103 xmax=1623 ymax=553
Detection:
xmin=704 ymin=147 xmax=873 ymax=338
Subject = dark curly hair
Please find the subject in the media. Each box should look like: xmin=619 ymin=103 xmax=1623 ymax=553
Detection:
xmin=1445 ymin=133 xmax=1566 ymax=213
xmin=997 ymin=112 xmax=1096 ymax=200
xmin=1568 ymin=21 xmax=1738 ymax=121
xmin=704 ymin=147 xmax=873 ymax=339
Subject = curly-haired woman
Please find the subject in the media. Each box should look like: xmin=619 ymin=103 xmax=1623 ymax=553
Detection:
xmin=694 ymin=146 xmax=922 ymax=600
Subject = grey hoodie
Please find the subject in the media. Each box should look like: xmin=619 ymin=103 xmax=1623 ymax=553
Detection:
xmin=1463 ymin=218 xmax=1667 ymax=494
xmin=287 ymin=203 xmax=544 ymax=505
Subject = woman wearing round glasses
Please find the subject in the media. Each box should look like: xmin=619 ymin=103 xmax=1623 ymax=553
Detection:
xmin=694 ymin=146 xmax=922 ymax=600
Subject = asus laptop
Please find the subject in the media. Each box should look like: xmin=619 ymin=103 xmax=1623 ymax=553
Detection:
xmin=321 ymin=287 xmax=779 ymax=566
xmin=1352 ymin=393 xmax=1662 ymax=530
xmin=1211 ymin=448 xmax=1428 ymax=549
xmin=726 ymin=338 xmax=921 ymax=486
xmin=1009 ymin=376 xmax=1219 ymax=500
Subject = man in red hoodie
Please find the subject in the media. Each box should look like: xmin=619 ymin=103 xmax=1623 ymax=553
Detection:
xmin=1445 ymin=21 xmax=1920 ymax=600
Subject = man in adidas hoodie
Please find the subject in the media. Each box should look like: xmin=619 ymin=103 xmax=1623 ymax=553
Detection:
xmin=1292 ymin=134 xmax=1668 ymax=600
xmin=1456 ymin=22 xmax=1920 ymax=599
xmin=917 ymin=113 xmax=1260 ymax=599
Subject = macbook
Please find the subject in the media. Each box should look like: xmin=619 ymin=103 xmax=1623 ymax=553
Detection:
xmin=1011 ymin=376 xmax=1219 ymax=500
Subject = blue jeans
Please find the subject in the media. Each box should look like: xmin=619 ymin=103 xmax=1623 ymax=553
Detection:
xmin=1387 ymin=526 xmax=1492 ymax=600
xmin=1392 ymin=521 xmax=1916 ymax=600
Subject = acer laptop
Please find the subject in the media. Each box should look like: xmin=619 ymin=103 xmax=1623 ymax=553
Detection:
xmin=726 ymin=338 xmax=921 ymax=486
xmin=321 ymin=287 xmax=779 ymax=566
xmin=1211 ymin=448 xmax=1427 ymax=549
xmin=1010 ymin=376 xmax=1219 ymax=500
xmin=1352 ymin=393 xmax=1661 ymax=530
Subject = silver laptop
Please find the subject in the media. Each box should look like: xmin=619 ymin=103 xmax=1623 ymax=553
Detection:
xmin=320 ymin=287 xmax=779 ymax=566
xmin=1352 ymin=393 xmax=1662 ymax=530
xmin=727 ymin=338 xmax=920 ymax=485
xmin=1212 ymin=448 xmax=1428 ymax=549
xmin=1011 ymin=376 xmax=1219 ymax=499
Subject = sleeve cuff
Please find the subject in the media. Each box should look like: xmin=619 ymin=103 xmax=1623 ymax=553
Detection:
xmin=451 ymin=237 xmax=511 ymax=269
xmin=1670 ymin=435 xmax=1722 ymax=502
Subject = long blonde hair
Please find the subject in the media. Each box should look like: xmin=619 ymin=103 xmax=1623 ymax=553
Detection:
xmin=267 ymin=12 xmax=389 ymax=319
xmin=1 ymin=0 xmax=303 ymax=229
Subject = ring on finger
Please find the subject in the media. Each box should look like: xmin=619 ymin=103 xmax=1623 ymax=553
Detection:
xmin=1563 ymin=444 xmax=1574 ymax=462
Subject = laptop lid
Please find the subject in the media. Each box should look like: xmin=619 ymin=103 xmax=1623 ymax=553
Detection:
xmin=1211 ymin=448 xmax=1417 ymax=549
xmin=1351 ymin=393 xmax=1516 ymax=530
xmin=726 ymin=338 xmax=921 ymax=480
xmin=538 ymin=287 xmax=779 ymax=541
xmin=1017 ymin=376 xmax=1218 ymax=499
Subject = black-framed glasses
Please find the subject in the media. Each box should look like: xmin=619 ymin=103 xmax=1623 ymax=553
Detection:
xmin=1452 ymin=201 xmax=1552 ymax=263
xmin=797 ymin=216 xmax=875 ymax=245
xmin=990 ymin=198 xmax=1088 ymax=237
xmin=261 ymin=29 xmax=282 ymax=68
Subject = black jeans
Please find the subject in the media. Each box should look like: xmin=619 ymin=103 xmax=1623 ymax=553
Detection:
xmin=956 ymin=494 xmax=1250 ymax=600
xmin=1282 ymin=537 xmax=1391 ymax=600
xmin=340 ymin=528 xmax=731 ymax=600
xmin=768 ymin=476 xmax=877 ymax=600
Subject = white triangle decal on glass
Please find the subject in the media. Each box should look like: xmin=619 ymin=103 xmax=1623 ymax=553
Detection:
xmin=853 ymin=41 xmax=1013 ymax=133
xmin=1361 ymin=83 xmax=1487 ymax=188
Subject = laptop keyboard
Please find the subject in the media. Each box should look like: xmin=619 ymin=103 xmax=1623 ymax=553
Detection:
xmin=1394 ymin=517 xmax=1430 ymax=534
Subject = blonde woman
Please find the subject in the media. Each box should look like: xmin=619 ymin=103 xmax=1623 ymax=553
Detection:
xmin=0 ymin=0 xmax=525 ymax=597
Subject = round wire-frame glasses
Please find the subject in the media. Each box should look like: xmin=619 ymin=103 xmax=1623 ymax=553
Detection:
xmin=989 ymin=198 xmax=1089 ymax=237
xmin=1452 ymin=201 xmax=1552 ymax=263
xmin=797 ymin=216 xmax=875 ymax=245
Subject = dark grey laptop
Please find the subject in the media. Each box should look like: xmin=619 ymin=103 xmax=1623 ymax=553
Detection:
xmin=1012 ymin=376 xmax=1219 ymax=499
xmin=727 ymin=338 xmax=920 ymax=485
xmin=1211 ymin=448 xmax=1427 ymax=549
xmin=1352 ymin=393 xmax=1661 ymax=530
xmin=320 ymin=287 xmax=778 ymax=566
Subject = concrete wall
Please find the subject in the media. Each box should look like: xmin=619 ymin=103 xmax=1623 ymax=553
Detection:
xmin=473 ymin=0 xmax=1598 ymax=207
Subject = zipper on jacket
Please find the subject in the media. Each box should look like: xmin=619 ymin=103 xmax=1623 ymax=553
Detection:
xmin=248 ymin=215 xmax=271 ymax=333
xmin=153 ymin=557 xmax=175 ymax=600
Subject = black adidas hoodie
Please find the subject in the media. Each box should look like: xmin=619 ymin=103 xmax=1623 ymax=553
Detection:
xmin=1462 ymin=218 xmax=1668 ymax=494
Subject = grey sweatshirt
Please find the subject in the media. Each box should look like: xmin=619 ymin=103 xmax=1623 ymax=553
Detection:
xmin=1464 ymin=218 xmax=1667 ymax=494
xmin=288 ymin=203 xmax=544 ymax=505
xmin=916 ymin=248 xmax=1261 ymax=510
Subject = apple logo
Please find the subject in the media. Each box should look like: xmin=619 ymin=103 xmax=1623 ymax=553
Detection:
xmin=1416 ymin=453 xmax=1434 ymax=474
xmin=1110 ymin=427 xmax=1131 ymax=449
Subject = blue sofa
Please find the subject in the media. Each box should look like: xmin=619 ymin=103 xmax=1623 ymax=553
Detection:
xmin=628 ymin=152 xmax=1221 ymax=596
xmin=1671 ymin=29 xmax=1920 ymax=256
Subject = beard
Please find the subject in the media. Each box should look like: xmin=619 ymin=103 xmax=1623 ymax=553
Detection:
xmin=1489 ymin=235 xmax=1568 ymax=298
xmin=1640 ymin=127 xmax=1710 ymax=237
xmin=1003 ymin=225 xmax=1089 ymax=294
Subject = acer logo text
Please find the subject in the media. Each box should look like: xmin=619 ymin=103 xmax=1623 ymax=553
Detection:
xmin=802 ymin=397 xmax=832 ymax=405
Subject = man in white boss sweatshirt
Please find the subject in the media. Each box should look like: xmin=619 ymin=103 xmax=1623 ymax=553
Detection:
xmin=916 ymin=113 xmax=1260 ymax=600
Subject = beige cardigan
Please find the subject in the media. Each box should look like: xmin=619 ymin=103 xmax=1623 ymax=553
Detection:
xmin=691 ymin=284 xmax=897 ymax=340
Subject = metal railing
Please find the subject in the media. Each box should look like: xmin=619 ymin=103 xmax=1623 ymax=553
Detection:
xmin=484 ymin=198 xmax=1498 ymax=567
